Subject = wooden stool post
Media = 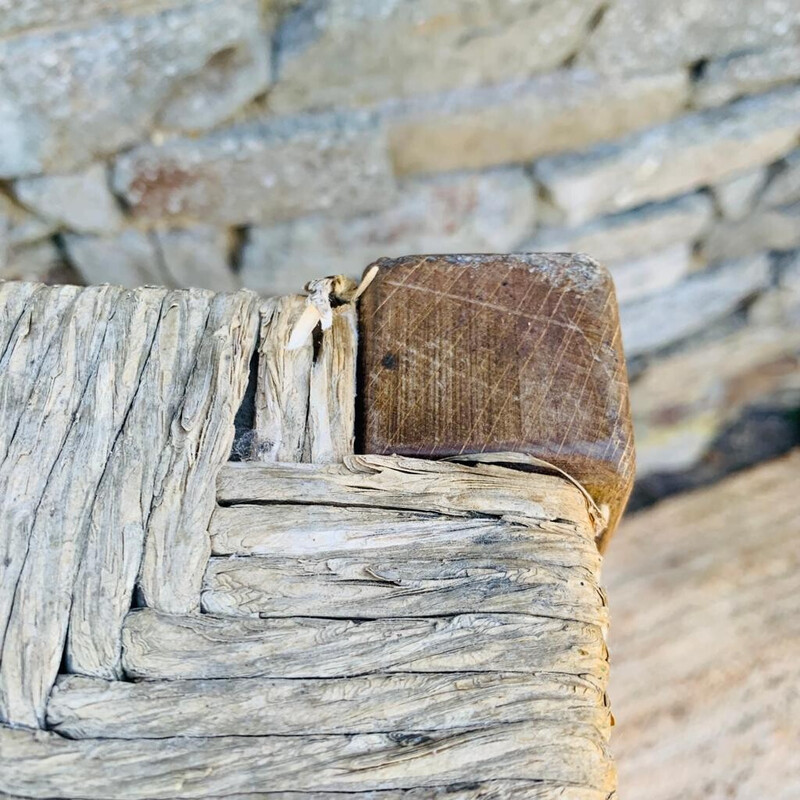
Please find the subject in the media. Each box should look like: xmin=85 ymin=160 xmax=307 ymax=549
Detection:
xmin=358 ymin=253 xmax=635 ymax=548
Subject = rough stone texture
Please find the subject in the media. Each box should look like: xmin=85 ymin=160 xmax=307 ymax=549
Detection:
xmin=0 ymin=0 xmax=271 ymax=177
xmin=113 ymin=118 xmax=395 ymax=225
xmin=535 ymin=86 xmax=800 ymax=224
xmin=582 ymin=0 xmax=800 ymax=75
xmin=154 ymin=227 xmax=240 ymax=292
xmin=528 ymin=193 xmax=713 ymax=267
xmin=0 ymin=0 xmax=187 ymax=38
xmin=694 ymin=46 xmax=800 ymax=108
xmin=631 ymin=321 xmax=800 ymax=476
xmin=620 ymin=254 xmax=771 ymax=358
xmin=608 ymin=243 xmax=695 ymax=306
xmin=761 ymin=149 xmax=800 ymax=207
xmin=712 ymin=168 xmax=768 ymax=221
xmin=270 ymin=0 xmax=604 ymax=112
xmin=240 ymin=170 xmax=537 ymax=293
xmin=390 ymin=69 xmax=689 ymax=175
xmin=14 ymin=164 xmax=123 ymax=234
xmin=702 ymin=204 xmax=800 ymax=262
xmin=64 ymin=230 xmax=166 ymax=288
xmin=0 ymin=240 xmax=62 ymax=283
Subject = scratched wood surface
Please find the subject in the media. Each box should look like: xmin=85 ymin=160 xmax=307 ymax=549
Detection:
xmin=358 ymin=254 xmax=635 ymax=546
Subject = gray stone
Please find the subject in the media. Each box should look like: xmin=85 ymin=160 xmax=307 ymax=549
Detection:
xmin=270 ymin=0 xmax=603 ymax=112
xmin=582 ymin=0 xmax=800 ymax=74
xmin=609 ymin=243 xmax=695 ymax=306
xmin=0 ymin=193 xmax=56 ymax=247
xmin=155 ymin=227 xmax=240 ymax=292
xmin=761 ymin=150 xmax=800 ymax=208
xmin=0 ymin=0 xmax=185 ymax=37
xmin=702 ymin=205 xmax=800 ymax=263
xmin=14 ymin=164 xmax=124 ymax=234
xmin=694 ymin=46 xmax=800 ymax=108
xmin=239 ymin=169 xmax=537 ymax=294
xmin=527 ymin=193 xmax=713 ymax=267
xmin=711 ymin=168 xmax=768 ymax=221
xmin=0 ymin=0 xmax=270 ymax=178
xmin=620 ymin=255 xmax=772 ymax=358
xmin=535 ymin=86 xmax=800 ymax=225
xmin=64 ymin=230 xmax=167 ymax=288
xmin=389 ymin=69 xmax=688 ymax=175
xmin=113 ymin=117 xmax=396 ymax=226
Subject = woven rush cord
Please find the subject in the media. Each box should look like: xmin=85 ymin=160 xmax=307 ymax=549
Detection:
xmin=0 ymin=280 xmax=615 ymax=799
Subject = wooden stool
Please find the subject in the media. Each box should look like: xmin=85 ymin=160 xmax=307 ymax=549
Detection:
xmin=0 ymin=253 xmax=632 ymax=799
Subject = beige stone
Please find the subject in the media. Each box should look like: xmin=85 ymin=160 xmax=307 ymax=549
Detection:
xmin=64 ymin=230 xmax=167 ymax=288
xmin=0 ymin=193 xmax=56 ymax=248
xmin=535 ymin=86 xmax=800 ymax=224
xmin=702 ymin=204 xmax=800 ymax=263
xmin=14 ymin=164 xmax=123 ymax=234
xmin=630 ymin=322 xmax=800 ymax=476
xmin=155 ymin=227 xmax=240 ymax=292
xmin=620 ymin=255 xmax=771 ymax=358
xmin=389 ymin=69 xmax=688 ymax=175
xmin=694 ymin=46 xmax=800 ymax=108
xmin=0 ymin=240 xmax=62 ymax=283
xmin=270 ymin=0 xmax=603 ymax=112
xmin=113 ymin=118 xmax=395 ymax=225
xmin=239 ymin=169 xmax=537 ymax=294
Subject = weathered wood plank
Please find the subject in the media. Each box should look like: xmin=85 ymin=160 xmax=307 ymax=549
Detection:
xmin=217 ymin=455 xmax=600 ymax=534
xmin=139 ymin=290 xmax=259 ymax=614
xmin=47 ymin=671 xmax=607 ymax=738
xmin=0 ymin=285 xmax=85 ymax=629
xmin=357 ymin=254 xmax=635 ymax=547
xmin=0 ymin=721 xmax=615 ymax=799
xmin=121 ymin=608 xmax=607 ymax=682
xmin=66 ymin=288 xmax=212 ymax=679
xmin=0 ymin=281 xmax=37 ymax=365
xmin=201 ymin=554 xmax=604 ymax=623
xmin=0 ymin=286 xmax=120 ymax=721
xmin=0 ymin=284 xmax=81 ymax=467
xmin=608 ymin=451 xmax=800 ymax=800
xmin=250 ymin=295 xmax=313 ymax=461
xmin=0 ymin=288 xmax=161 ymax=728
xmin=307 ymin=303 xmax=357 ymax=463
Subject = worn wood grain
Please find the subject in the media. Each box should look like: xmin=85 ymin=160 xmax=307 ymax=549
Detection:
xmin=121 ymin=608 xmax=607 ymax=682
xmin=0 ymin=285 xmax=89 ymax=658
xmin=139 ymin=290 xmax=259 ymax=614
xmin=66 ymin=289 xmax=212 ymax=679
xmin=0 ymin=288 xmax=161 ymax=728
xmin=0 ymin=721 xmax=615 ymax=798
xmin=357 ymin=254 xmax=635 ymax=546
xmin=607 ymin=450 xmax=800 ymax=800
xmin=251 ymin=295 xmax=313 ymax=461
xmin=47 ymin=671 xmax=607 ymax=738
xmin=201 ymin=554 xmax=604 ymax=623
xmin=217 ymin=455 xmax=601 ymax=534
xmin=307 ymin=302 xmax=357 ymax=462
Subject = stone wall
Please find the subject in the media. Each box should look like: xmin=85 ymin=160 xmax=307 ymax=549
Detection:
xmin=1 ymin=0 xmax=799 ymax=493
